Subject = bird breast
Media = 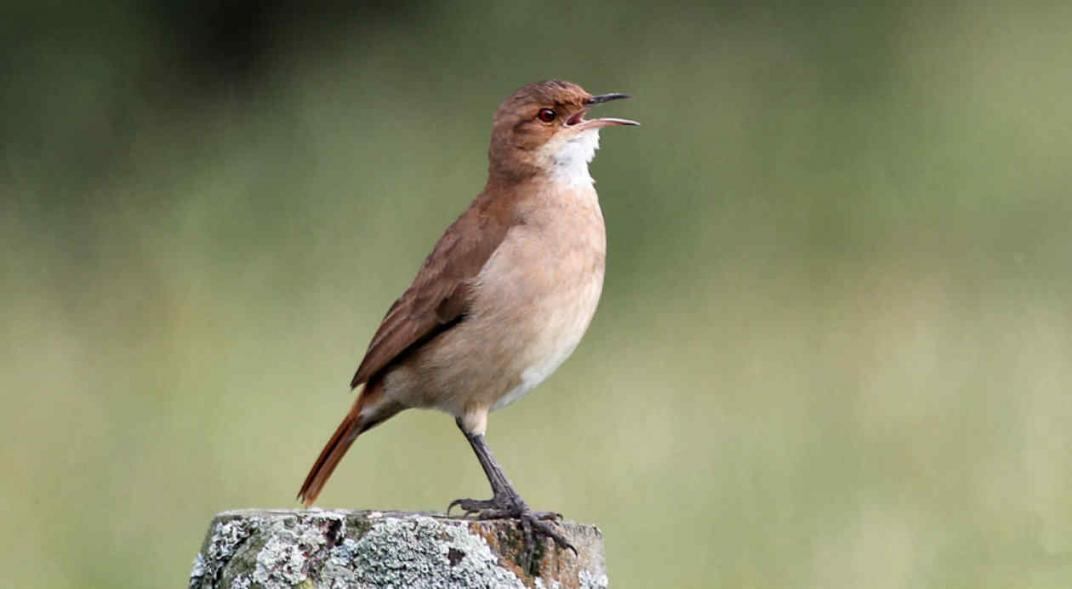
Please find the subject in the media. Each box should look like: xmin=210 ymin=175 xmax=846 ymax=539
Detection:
xmin=477 ymin=186 xmax=606 ymax=410
xmin=383 ymin=184 xmax=606 ymax=419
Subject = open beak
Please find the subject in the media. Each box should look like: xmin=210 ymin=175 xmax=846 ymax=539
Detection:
xmin=568 ymin=92 xmax=640 ymax=130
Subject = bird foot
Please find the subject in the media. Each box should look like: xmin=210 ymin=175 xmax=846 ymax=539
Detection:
xmin=447 ymin=495 xmax=577 ymax=566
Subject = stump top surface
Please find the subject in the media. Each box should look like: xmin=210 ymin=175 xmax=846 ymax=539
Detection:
xmin=189 ymin=509 xmax=607 ymax=589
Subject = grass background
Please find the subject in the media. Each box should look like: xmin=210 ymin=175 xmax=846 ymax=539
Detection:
xmin=2 ymin=1 xmax=1071 ymax=587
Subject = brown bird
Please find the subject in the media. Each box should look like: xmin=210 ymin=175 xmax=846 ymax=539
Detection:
xmin=298 ymin=80 xmax=637 ymax=552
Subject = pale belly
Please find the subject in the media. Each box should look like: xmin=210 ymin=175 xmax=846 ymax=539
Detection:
xmin=489 ymin=267 xmax=604 ymax=411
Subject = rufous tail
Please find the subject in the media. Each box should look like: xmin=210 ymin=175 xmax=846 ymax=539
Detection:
xmin=297 ymin=380 xmax=392 ymax=507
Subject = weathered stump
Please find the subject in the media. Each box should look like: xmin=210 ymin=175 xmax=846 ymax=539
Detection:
xmin=189 ymin=509 xmax=607 ymax=589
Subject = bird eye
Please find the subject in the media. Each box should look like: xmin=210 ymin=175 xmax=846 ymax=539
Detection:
xmin=537 ymin=108 xmax=557 ymax=123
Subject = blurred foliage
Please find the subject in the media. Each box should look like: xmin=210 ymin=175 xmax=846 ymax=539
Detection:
xmin=3 ymin=1 xmax=1072 ymax=587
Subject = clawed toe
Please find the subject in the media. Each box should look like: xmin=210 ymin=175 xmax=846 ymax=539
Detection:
xmin=516 ymin=510 xmax=577 ymax=572
xmin=447 ymin=497 xmax=500 ymax=517
xmin=521 ymin=512 xmax=576 ymax=554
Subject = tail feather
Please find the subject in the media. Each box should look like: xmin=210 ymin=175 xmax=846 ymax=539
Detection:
xmin=298 ymin=379 xmax=395 ymax=507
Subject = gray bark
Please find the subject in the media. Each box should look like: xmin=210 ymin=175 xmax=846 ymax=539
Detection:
xmin=189 ymin=509 xmax=607 ymax=589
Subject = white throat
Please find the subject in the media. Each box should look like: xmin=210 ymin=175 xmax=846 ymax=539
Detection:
xmin=546 ymin=130 xmax=600 ymax=188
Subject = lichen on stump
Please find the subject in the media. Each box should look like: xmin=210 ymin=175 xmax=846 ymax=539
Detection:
xmin=189 ymin=509 xmax=607 ymax=589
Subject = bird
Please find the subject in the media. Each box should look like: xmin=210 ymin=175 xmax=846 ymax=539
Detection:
xmin=297 ymin=80 xmax=637 ymax=554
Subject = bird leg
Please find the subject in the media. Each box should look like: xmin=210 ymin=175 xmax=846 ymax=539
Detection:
xmin=447 ymin=418 xmax=576 ymax=565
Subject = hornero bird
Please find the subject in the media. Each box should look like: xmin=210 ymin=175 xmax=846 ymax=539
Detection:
xmin=299 ymin=80 xmax=638 ymax=556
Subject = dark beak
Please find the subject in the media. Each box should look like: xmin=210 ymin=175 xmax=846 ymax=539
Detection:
xmin=575 ymin=92 xmax=639 ymax=128
xmin=585 ymin=92 xmax=631 ymax=105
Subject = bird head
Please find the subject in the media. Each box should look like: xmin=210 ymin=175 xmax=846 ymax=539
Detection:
xmin=488 ymin=80 xmax=638 ymax=185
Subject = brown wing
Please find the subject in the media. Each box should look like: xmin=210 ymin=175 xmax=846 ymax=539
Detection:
xmin=350 ymin=191 xmax=516 ymax=388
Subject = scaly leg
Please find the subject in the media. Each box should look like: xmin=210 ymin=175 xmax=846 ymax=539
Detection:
xmin=447 ymin=418 xmax=576 ymax=564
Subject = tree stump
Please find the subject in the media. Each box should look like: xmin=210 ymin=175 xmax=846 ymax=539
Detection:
xmin=189 ymin=509 xmax=608 ymax=589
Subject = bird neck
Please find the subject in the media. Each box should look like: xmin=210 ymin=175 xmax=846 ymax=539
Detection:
xmin=486 ymin=130 xmax=600 ymax=190
xmin=546 ymin=131 xmax=599 ymax=188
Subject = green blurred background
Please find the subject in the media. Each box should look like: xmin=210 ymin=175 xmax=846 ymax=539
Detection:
xmin=3 ymin=1 xmax=1071 ymax=587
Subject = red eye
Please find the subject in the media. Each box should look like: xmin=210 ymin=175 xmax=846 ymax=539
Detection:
xmin=537 ymin=108 xmax=557 ymax=123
